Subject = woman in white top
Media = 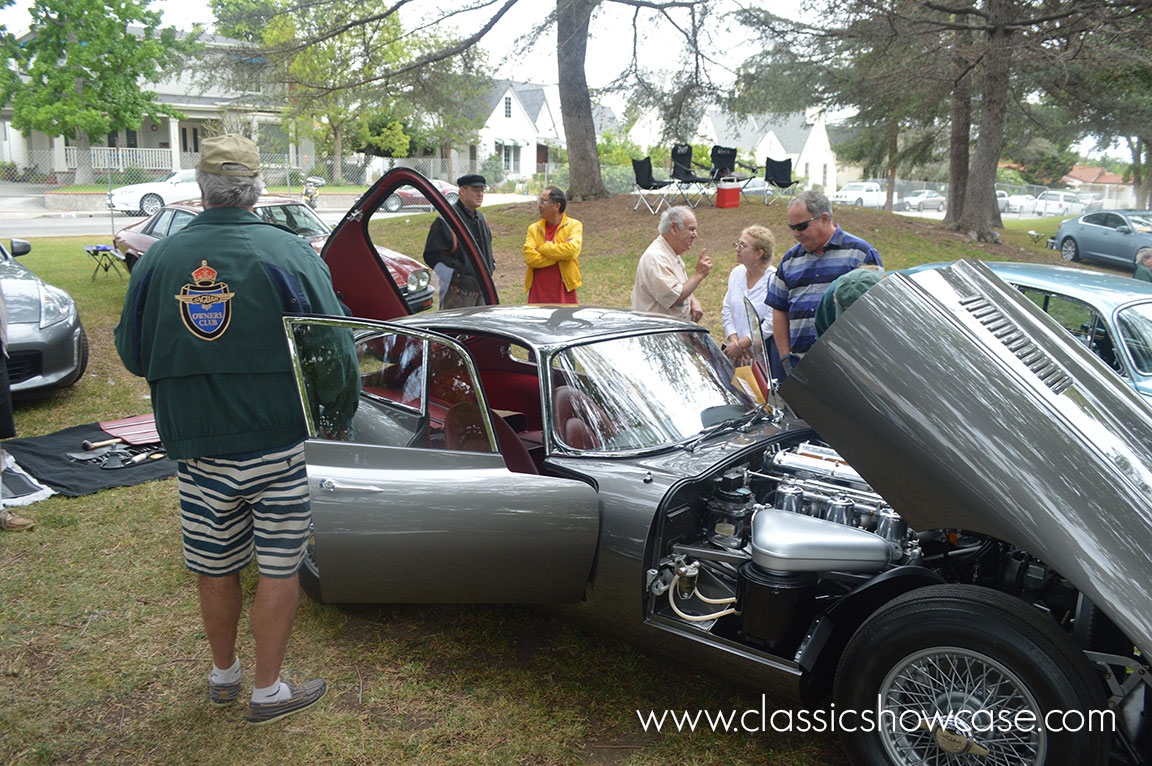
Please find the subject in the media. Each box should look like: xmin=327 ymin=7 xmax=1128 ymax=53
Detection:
xmin=721 ymin=225 xmax=776 ymax=364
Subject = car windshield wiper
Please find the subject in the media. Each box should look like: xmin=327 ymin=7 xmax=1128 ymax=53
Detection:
xmin=680 ymin=405 xmax=768 ymax=453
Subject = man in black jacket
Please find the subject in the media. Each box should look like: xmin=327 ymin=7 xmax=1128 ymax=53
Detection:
xmin=422 ymin=174 xmax=494 ymax=307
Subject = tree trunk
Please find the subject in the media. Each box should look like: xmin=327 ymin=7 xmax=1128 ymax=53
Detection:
xmin=945 ymin=49 xmax=972 ymax=225
xmin=884 ymin=120 xmax=897 ymax=212
xmin=556 ymin=0 xmax=609 ymax=201
xmin=1136 ymin=137 xmax=1152 ymax=210
xmin=332 ymin=122 xmax=345 ymax=184
xmin=74 ymin=131 xmax=95 ymax=186
xmin=955 ymin=0 xmax=1009 ymax=241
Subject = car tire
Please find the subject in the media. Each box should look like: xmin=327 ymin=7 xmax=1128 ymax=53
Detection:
xmin=834 ymin=584 xmax=1108 ymax=766
xmin=445 ymin=192 xmax=459 ymax=206
xmin=937 ymin=201 xmax=945 ymax=212
xmin=855 ymin=198 xmax=864 ymax=206
xmin=299 ymin=526 xmax=324 ymax=602
xmin=384 ymin=193 xmax=403 ymax=213
xmin=1061 ymin=237 xmax=1081 ymax=262
xmin=140 ymin=194 xmax=163 ymax=217
xmin=59 ymin=327 xmax=89 ymax=388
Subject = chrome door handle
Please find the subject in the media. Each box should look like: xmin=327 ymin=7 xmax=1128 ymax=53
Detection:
xmin=318 ymin=478 xmax=386 ymax=493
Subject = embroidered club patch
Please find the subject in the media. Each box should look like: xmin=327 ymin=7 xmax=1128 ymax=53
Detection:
xmin=175 ymin=260 xmax=235 ymax=340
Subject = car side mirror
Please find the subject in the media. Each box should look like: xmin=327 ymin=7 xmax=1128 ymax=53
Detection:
xmin=9 ymin=238 xmax=31 ymax=257
xmin=1117 ymin=225 xmax=1131 ymax=234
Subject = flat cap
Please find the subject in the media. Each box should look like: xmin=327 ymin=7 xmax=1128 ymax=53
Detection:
xmin=198 ymin=134 xmax=260 ymax=177
xmin=456 ymin=174 xmax=487 ymax=188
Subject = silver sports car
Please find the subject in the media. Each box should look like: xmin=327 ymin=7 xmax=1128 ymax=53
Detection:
xmin=290 ymin=169 xmax=1152 ymax=766
xmin=1 ymin=237 xmax=88 ymax=392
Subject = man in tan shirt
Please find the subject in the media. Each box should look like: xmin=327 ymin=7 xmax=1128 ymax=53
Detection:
xmin=631 ymin=206 xmax=712 ymax=321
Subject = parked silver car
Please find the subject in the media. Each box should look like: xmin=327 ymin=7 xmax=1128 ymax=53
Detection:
xmin=1055 ymin=209 xmax=1152 ymax=268
xmin=1 ymin=238 xmax=88 ymax=392
xmin=285 ymin=169 xmax=1152 ymax=766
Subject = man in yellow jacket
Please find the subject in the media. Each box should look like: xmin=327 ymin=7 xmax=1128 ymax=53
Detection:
xmin=524 ymin=186 xmax=582 ymax=303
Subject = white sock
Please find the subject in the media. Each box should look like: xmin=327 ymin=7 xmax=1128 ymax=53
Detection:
xmin=210 ymin=658 xmax=241 ymax=685
xmin=251 ymin=680 xmax=290 ymax=703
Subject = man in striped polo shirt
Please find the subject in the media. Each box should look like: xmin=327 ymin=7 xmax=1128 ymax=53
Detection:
xmin=766 ymin=190 xmax=883 ymax=368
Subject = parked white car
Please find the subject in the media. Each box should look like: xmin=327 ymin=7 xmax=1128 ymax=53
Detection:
xmin=1006 ymin=193 xmax=1036 ymax=213
xmin=830 ymin=181 xmax=888 ymax=208
xmin=1032 ymin=190 xmax=1084 ymax=217
xmin=106 ymin=169 xmax=200 ymax=216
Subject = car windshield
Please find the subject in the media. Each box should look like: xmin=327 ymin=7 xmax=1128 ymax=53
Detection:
xmin=549 ymin=330 xmax=755 ymax=452
xmin=841 ymin=183 xmax=867 ymax=191
xmin=259 ymin=204 xmax=330 ymax=236
xmin=1117 ymin=301 xmax=1152 ymax=375
xmin=1127 ymin=214 xmax=1152 ymax=234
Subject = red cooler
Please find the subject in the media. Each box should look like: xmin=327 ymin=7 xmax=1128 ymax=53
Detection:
xmin=716 ymin=177 xmax=739 ymax=208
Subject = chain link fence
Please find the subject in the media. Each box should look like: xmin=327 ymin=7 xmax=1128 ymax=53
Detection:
xmin=6 ymin=143 xmax=1136 ymax=210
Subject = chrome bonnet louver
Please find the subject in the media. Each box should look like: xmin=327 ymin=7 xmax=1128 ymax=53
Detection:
xmin=959 ymin=294 xmax=1072 ymax=395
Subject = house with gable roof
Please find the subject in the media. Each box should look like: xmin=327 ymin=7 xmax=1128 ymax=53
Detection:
xmin=436 ymin=79 xmax=562 ymax=180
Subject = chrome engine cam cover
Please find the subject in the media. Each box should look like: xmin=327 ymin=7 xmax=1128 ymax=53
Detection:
xmin=750 ymin=509 xmax=893 ymax=573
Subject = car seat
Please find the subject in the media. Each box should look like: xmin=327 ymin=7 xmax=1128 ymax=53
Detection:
xmin=553 ymin=385 xmax=615 ymax=450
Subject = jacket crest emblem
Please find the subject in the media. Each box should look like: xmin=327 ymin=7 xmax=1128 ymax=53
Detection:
xmin=175 ymin=260 xmax=235 ymax=340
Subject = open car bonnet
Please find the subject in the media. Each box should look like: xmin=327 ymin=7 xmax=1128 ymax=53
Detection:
xmin=780 ymin=259 xmax=1152 ymax=655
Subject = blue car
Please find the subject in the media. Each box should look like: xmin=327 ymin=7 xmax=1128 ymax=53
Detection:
xmin=1055 ymin=209 xmax=1152 ymax=267
xmin=907 ymin=261 xmax=1152 ymax=403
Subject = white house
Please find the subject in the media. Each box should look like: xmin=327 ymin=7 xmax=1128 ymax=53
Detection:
xmin=628 ymin=108 xmax=838 ymax=191
xmin=0 ymin=30 xmax=310 ymax=182
xmin=437 ymin=80 xmax=563 ymax=180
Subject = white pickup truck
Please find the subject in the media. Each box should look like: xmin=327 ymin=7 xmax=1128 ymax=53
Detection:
xmin=830 ymin=181 xmax=889 ymax=208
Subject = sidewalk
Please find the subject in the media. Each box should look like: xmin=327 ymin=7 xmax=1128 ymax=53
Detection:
xmin=0 ymin=190 xmax=534 ymax=219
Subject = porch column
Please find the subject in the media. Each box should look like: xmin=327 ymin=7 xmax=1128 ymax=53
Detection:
xmin=168 ymin=117 xmax=180 ymax=170
xmin=51 ymin=136 xmax=66 ymax=172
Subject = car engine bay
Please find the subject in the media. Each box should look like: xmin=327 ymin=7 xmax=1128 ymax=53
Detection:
xmin=646 ymin=434 xmax=1143 ymax=685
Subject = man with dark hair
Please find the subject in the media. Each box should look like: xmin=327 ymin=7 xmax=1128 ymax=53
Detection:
xmin=423 ymin=173 xmax=494 ymax=308
xmin=114 ymin=134 xmax=357 ymax=725
xmin=766 ymin=190 xmax=883 ymax=365
xmin=523 ymin=185 xmax=582 ymax=303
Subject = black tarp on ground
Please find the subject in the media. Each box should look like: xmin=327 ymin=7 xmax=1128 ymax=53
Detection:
xmin=4 ymin=423 xmax=175 ymax=497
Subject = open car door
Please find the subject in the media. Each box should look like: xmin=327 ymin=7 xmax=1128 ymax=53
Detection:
xmin=321 ymin=168 xmax=498 ymax=320
xmin=284 ymin=315 xmax=600 ymax=604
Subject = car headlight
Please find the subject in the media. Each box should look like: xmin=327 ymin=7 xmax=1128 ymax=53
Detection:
xmin=39 ymin=283 xmax=76 ymax=329
xmin=407 ymin=269 xmax=431 ymax=293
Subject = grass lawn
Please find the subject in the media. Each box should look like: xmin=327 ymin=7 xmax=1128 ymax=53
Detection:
xmin=0 ymin=201 xmax=1121 ymax=764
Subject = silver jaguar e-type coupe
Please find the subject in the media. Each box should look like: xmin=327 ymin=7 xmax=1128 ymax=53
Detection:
xmin=286 ymin=169 xmax=1152 ymax=766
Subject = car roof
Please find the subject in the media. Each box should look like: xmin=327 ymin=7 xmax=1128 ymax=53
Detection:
xmin=1076 ymin=209 xmax=1151 ymax=217
xmin=160 ymin=195 xmax=303 ymax=213
xmin=908 ymin=261 xmax=1152 ymax=313
xmin=393 ymin=304 xmax=703 ymax=348
xmin=984 ymin=262 xmax=1152 ymax=310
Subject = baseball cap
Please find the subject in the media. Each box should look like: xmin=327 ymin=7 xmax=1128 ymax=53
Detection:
xmin=198 ymin=134 xmax=261 ymax=177
xmin=832 ymin=268 xmax=883 ymax=313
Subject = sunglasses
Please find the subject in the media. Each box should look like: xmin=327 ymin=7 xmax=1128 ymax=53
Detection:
xmin=788 ymin=216 xmax=818 ymax=232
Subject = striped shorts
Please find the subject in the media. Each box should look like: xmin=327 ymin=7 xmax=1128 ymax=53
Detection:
xmin=178 ymin=441 xmax=310 ymax=578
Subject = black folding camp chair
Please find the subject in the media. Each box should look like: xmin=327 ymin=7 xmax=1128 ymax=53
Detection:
xmin=671 ymin=144 xmax=713 ymax=208
xmin=762 ymin=157 xmax=798 ymax=205
xmin=631 ymin=157 xmax=672 ymax=214
xmin=708 ymin=145 xmax=738 ymax=182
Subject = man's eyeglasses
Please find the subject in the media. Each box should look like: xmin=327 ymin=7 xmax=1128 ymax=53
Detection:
xmin=464 ymin=185 xmax=487 ymax=192
xmin=733 ymin=241 xmax=749 ymax=250
xmin=789 ymin=216 xmax=818 ymax=232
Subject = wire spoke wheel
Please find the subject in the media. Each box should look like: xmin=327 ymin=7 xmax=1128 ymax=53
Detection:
xmin=878 ymin=647 xmax=1044 ymax=765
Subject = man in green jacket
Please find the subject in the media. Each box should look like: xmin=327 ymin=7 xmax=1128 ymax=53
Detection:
xmin=1135 ymin=247 xmax=1152 ymax=283
xmin=114 ymin=135 xmax=357 ymax=725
